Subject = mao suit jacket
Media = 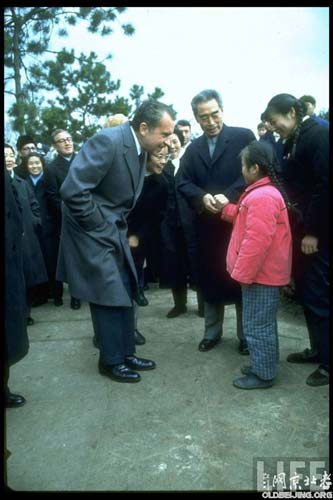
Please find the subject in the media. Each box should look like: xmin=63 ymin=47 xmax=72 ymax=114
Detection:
xmin=56 ymin=122 xmax=146 ymax=306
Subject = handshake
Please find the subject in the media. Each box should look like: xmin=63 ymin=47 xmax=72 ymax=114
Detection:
xmin=202 ymin=193 xmax=229 ymax=214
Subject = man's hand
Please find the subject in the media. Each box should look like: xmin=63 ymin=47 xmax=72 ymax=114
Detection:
xmin=301 ymin=235 xmax=318 ymax=255
xmin=214 ymin=194 xmax=229 ymax=210
xmin=203 ymin=193 xmax=221 ymax=213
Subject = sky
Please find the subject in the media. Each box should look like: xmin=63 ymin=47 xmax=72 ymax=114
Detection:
xmin=6 ymin=6 xmax=330 ymax=139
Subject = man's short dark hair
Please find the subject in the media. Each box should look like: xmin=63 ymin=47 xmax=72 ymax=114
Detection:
xmin=173 ymin=127 xmax=185 ymax=147
xmin=16 ymin=135 xmax=35 ymax=151
xmin=299 ymin=95 xmax=316 ymax=106
xmin=131 ymin=99 xmax=174 ymax=131
xmin=175 ymin=119 xmax=191 ymax=128
xmin=191 ymin=89 xmax=223 ymax=118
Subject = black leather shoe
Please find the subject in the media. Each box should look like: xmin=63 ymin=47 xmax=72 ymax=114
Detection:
xmin=27 ymin=317 xmax=34 ymax=326
xmin=6 ymin=392 xmax=26 ymax=408
xmin=124 ymin=355 xmax=156 ymax=371
xmin=306 ymin=366 xmax=329 ymax=386
xmin=198 ymin=338 xmax=221 ymax=351
xmin=133 ymin=288 xmax=149 ymax=306
xmin=287 ymin=349 xmax=319 ymax=364
xmin=98 ymin=362 xmax=141 ymax=383
xmin=54 ymin=298 xmax=63 ymax=307
xmin=166 ymin=306 xmax=187 ymax=318
xmin=238 ymin=339 xmax=250 ymax=355
xmin=134 ymin=329 xmax=146 ymax=345
xmin=70 ymin=297 xmax=81 ymax=310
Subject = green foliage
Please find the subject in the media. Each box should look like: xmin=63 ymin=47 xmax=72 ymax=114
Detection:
xmin=4 ymin=7 xmax=135 ymax=136
xmin=5 ymin=6 xmax=175 ymax=141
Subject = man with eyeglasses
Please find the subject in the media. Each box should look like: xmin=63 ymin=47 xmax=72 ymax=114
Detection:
xmin=43 ymin=129 xmax=81 ymax=310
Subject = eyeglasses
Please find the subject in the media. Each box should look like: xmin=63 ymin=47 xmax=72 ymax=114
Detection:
xmin=55 ymin=137 xmax=73 ymax=144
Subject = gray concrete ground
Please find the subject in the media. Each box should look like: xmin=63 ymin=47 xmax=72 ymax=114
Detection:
xmin=5 ymin=285 xmax=329 ymax=492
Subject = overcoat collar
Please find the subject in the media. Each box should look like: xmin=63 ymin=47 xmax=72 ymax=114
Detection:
xmin=121 ymin=122 xmax=146 ymax=200
xmin=198 ymin=124 xmax=230 ymax=167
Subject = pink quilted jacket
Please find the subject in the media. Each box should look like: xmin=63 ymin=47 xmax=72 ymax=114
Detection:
xmin=221 ymin=176 xmax=292 ymax=285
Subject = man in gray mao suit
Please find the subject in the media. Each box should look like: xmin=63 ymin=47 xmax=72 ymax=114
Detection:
xmin=57 ymin=99 xmax=174 ymax=383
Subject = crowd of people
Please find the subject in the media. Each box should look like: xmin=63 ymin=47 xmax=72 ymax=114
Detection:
xmin=4 ymin=90 xmax=329 ymax=408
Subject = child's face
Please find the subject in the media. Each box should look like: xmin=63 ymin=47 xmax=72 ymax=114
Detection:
xmin=242 ymin=160 xmax=259 ymax=185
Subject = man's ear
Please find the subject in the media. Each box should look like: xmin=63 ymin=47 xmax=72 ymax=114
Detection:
xmin=139 ymin=122 xmax=148 ymax=136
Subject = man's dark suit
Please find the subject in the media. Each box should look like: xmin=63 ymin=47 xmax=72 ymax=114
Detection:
xmin=177 ymin=124 xmax=256 ymax=340
xmin=43 ymin=154 xmax=76 ymax=301
xmin=178 ymin=124 xmax=256 ymax=302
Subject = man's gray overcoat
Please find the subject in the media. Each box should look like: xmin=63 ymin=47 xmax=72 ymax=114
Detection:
xmin=56 ymin=123 xmax=146 ymax=306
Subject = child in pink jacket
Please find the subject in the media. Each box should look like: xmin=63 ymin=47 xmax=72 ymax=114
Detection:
xmin=216 ymin=141 xmax=292 ymax=389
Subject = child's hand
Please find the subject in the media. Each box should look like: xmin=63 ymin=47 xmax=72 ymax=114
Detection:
xmin=214 ymin=194 xmax=229 ymax=210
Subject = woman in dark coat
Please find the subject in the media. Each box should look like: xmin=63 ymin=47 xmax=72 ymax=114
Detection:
xmin=127 ymin=147 xmax=169 ymax=304
xmin=21 ymin=152 xmax=59 ymax=304
xmin=5 ymin=144 xmax=48 ymax=325
xmin=4 ymin=167 xmax=29 ymax=407
xmin=263 ymin=93 xmax=329 ymax=387
xmin=160 ymin=130 xmax=204 ymax=318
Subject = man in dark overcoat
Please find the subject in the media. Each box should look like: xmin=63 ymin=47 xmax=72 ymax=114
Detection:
xmin=42 ymin=129 xmax=81 ymax=309
xmin=57 ymin=99 xmax=174 ymax=383
xmin=4 ymin=170 xmax=29 ymax=407
xmin=177 ymin=89 xmax=256 ymax=353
